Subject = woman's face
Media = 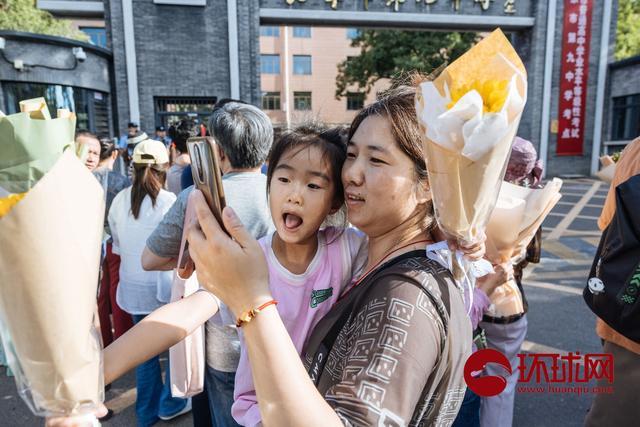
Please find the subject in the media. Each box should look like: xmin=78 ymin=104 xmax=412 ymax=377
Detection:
xmin=342 ymin=115 xmax=427 ymax=238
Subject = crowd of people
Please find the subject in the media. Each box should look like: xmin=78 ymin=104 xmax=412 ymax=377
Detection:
xmin=54 ymin=81 xmax=637 ymax=427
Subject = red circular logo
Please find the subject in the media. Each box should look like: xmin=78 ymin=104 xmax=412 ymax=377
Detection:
xmin=464 ymin=349 xmax=512 ymax=397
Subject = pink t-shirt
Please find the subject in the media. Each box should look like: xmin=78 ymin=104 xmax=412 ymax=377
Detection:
xmin=232 ymin=227 xmax=368 ymax=427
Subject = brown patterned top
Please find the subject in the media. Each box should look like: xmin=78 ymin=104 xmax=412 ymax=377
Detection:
xmin=303 ymin=254 xmax=472 ymax=426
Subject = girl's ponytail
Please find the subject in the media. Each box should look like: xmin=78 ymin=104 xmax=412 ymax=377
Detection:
xmin=130 ymin=163 xmax=168 ymax=219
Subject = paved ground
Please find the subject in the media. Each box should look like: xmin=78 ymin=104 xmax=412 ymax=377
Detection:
xmin=0 ymin=353 xmax=192 ymax=427
xmin=0 ymin=179 xmax=610 ymax=427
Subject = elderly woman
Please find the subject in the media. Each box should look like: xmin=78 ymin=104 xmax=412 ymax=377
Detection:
xmin=187 ymin=86 xmax=473 ymax=426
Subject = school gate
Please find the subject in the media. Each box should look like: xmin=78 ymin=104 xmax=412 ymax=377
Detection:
xmin=106 ymin=0 xmax=616 ymax=177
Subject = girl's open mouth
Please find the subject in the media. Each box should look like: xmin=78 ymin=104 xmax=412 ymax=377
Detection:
xmin=283 ymin=213 xmax=303 ymax=230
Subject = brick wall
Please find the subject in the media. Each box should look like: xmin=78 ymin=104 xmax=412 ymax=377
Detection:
xmin=108 ymin=0 xmax=262 ymax=137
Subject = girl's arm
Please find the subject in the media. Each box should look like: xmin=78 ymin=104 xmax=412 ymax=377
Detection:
xmin=187 ymin=192 xmax=342 ymax=427
xmin=103 ymin=291 xmax=218 ymax=384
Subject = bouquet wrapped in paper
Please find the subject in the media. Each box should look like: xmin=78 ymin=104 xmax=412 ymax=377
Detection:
xmin=416 ymin=29 xmax=527 ymax=254
xmin=596 ymin=155 xmax=616 ymax=183
xmin=0 ymin=99 xmax=104 ymax=422
xmin=484 ymin=179 xmax=563 ymax=318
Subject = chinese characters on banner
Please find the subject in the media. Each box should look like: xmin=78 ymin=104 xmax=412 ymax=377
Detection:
xmin=557 ymin=0 xmax=593 ymax=156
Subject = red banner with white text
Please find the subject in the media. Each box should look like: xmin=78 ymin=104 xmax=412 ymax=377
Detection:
xmin=557 ymin=0 xmax=594 ymax=156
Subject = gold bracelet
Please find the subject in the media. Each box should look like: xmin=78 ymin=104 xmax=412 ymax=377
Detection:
xmin=235 ymin=300 xmax=278 ymax=328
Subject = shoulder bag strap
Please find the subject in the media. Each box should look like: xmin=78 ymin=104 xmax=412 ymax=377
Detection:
xmin=309 ymin=252 xmax=451 ymax=386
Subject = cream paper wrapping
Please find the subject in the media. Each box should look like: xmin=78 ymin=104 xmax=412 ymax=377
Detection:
xmin=596 ymin=156 xmax=615 ymax=183
xmin=416 ymin=29 xmax=527 ymax=244
xmin=485 ymin=179 xmax=563 ymax=318
xmin=0 ymin=149 xmax=104 ymax=416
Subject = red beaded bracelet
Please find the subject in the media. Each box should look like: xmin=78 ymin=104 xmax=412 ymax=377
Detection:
xmin=235 ymin=300 xmax=278 ymax=328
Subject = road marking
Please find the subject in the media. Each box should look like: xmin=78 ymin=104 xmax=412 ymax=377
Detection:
xmin=541 ymin=240 xmax=591 ymax=261
xmin=558 ymin=201 xmax=605 ymax=209
xmin=547 ymin=181 xmax=601 ymax=240
xmin=104 ymin=366 xmax=168 ymax=414
xmin=524 ymin=280 xmax=583 ymax=295
xmin=576 ymin=215 xmax=600 ymax=220
xmin=531 ymin=270 xmax=589 ymax=280
xmin=581 ymin=237 xmax=600 ymax=246
xmin=105 ymin=387 xmax=136 ymax=413
xmin=558 ymin=230 xmax=602 ymax=237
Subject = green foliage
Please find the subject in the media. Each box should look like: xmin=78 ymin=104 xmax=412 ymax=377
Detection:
xmin=615 ymin=0 xmax=640 ymax=60
xmin=335 ymin=30 xmax=479 ymax=99
xmin=0 ymin=0 xmax=88 ymax=41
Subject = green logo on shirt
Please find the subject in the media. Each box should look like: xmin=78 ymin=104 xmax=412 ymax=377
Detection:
xmin=310 ymin=288 xmax=333 ymax=308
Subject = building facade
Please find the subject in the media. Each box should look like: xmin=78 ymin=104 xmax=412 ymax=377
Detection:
xmin=603 ymin=54 xmax=640 ymax=153
xmin=259 ymin=25 xmax=384 ymax=127
xmin=14 ymin=0 xmax=629 ymax=177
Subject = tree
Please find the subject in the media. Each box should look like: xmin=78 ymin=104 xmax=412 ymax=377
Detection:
xmin=0 ymin=0 xmax=88 ymax=41
xmin=335 ymin=30 xmax=478 ymax=99
xmin=615 ymin=0 xmax=640 ymax=60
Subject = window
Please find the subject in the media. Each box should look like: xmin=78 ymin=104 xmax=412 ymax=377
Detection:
xmin=346 ymin=28 xmax=362 ymax=39
xmin=260 ymin=26 xmax=280 ymax=37
xmin=611 ymin=94 xmax=640 ymax=141
xmin=80 ymin=27 xmax=107 ymax=48
xmin=261 ymin=54 xmax=281 ymax=74
xmin=346 ymin=92 xmax=365 ymax=111
xmin=293 ymin=92 xmax=312 ymax=110
xmin=293 ymin=55 xmax=312 ymax=75
xmin=292 ymin=26 xmax=311 ymax=38
xmin=3 ymin=81 xmax=110 ymax=135
xmin=262 ymin=92 xmax=281 ymax=110
xmin=154 ymin=97 xmax=217 ymax=129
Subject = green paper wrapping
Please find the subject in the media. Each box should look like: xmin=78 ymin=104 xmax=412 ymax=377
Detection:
xmin=0 ymin=108 xmax=75 ymax=193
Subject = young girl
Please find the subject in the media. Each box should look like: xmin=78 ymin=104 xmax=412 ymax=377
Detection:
xmin=231 ymin=124 xmax=368 ymax=427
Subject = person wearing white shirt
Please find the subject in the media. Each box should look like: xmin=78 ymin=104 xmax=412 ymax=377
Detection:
xmin=108 ymin=138 xmax=191 ymax=426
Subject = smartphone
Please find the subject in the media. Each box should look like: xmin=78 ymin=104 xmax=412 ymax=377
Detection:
xmin=187 ymin=137 xmax=227 ymax=231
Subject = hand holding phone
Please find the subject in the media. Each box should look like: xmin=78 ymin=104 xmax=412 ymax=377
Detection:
xmin=187 ymin=137 xmax=227 ymax=231
xmin=179 ymin=137 xmax=227 ymax=273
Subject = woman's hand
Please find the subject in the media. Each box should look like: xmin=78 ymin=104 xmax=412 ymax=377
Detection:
xmin=187 ymin=190 xmax=272 ymax=317
xmin=476 ymin=263 xmax=512 ymax=297
xmin=449 ymin=231 xmax=487 ymax=261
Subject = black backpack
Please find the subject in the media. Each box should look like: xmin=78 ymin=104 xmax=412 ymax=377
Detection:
xmin=584 ymin=174 xmax=640 ymax=343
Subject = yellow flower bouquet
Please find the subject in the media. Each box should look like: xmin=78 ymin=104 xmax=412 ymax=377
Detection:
xmin=0 ymin=99 xmax=104 ymax=422
xmin=416 ymin=29 xmax=527 ymax=247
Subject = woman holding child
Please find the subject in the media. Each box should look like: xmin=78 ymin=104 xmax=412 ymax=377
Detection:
xmin=188 ymin=85 xmax=474 ymax=426
xmin=50 ymin=85 xmax=478 ymax=427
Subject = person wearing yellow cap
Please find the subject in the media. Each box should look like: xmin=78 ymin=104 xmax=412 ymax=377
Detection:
xmin=107 ymin=139 xmax=191 ymax=425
